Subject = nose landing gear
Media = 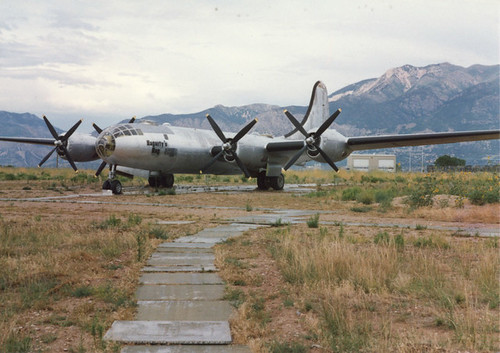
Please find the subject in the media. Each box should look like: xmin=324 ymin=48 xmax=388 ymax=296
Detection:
xmin=102 ymin=164 xmax=122 ymax=194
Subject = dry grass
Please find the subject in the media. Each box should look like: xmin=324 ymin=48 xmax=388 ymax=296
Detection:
xmin=0 ymin=166 xmax=498 ymax=352
xmin=218 ymin=223 xmax=499 ymax=352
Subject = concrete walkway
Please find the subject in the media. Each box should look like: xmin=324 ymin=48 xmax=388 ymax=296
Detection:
xmin=104 ymin=223 xmax=261 ymax=352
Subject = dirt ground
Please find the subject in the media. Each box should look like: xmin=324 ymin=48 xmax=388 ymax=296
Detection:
xmin=0 ymin=179 xmax=498 ymax=352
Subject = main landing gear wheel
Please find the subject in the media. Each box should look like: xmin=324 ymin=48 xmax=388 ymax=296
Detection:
xmin=148 ymin=174 xmax=174 ymax=188
xmin=269 ymin=173 xmax=285 ymax=191
xmin=110 ymin=180 xmax=122 ymax=195
xmin=163 ymin=174 xmax=174 ymax=188
xmin=257 ymin=172 xmax=284 ymax=191
xmin=257 ymin=171 xmax=269 ymax=190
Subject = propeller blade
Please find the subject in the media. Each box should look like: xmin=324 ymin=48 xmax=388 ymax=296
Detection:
xmin=200 ymin=149 xmax=225 ymax=174
xmin=316 ymin=146 xmax=339 ymax=172
xmin=232 ymin=118 xmax=258 ymax=144
xmin=284 ymin=145 xmax=307 ymax=171
xmin=38 ymin=147 xmax=57 ymax=167
xmin=206 ymin=114 xmax=227 ymax=142
xmin=315 ymin=109 xmax=342 ymax=137
xmin=93 ymin=123 xmax=103 ymax=134
xmin=43 ymin=115 xmax=59 ymax=140
xmin=95 ymin=161 xmax=107 ymax=177
xmin=62 ymin=119 xmax=83 ymax=141
xmin=232 ymin=152 xmax=251 ymax=178
xmin=284 ymin=110 xmax=309 ymax=138
xmin=128 ymin=116 xmax=136 ymax=124
xmin=60 ymin=145 xmax=78 ymax=172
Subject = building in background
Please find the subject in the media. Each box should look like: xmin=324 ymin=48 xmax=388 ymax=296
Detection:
xmin=347 ymin=154 xmax=396 ymax=172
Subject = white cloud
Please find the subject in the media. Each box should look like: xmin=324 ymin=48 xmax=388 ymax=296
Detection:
xmin=0 ymin=0 xmax=498 ymax=131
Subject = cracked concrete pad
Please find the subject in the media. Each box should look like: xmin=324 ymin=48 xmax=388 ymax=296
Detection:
xmin=136 ymin=284 xmax=225 ymax=301
xmin=139 ymin=273 xmax=223 ymax=285
xmin=147 ymin=254 xmax=215 ymax=267
xmin=103 ymin=320 xmax=231 ymax=344
xmin=158 ymin=242 xmax=214 ymax=249
xmin=121 ymin=345 xmax=251 ymax=353
xmin=136 ymin=300 xmax=233 ymax=321
xmin=141 ymin=265 xmax=217 ymax=273
xmin=156 ymin=246 xmax=214 ymax=254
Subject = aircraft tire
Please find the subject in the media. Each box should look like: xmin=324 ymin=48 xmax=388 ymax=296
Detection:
xmin=102 ymin=180 xmax=111 ymax=190
xmin=257 ymin=171 xmax=269 ymax=190
xmin=269 ymin=174 xmax=285 ymax=190
xmin=165 ymin=174 xmax=174 ymax=188
xmin=148 ymin=176 xmax=159 ymax=188
xmin=111 ymin=180 xmax=122 ymax=194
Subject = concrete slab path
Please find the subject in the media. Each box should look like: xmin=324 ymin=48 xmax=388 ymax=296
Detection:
xmin=104 ymin=223 xmax=264 ymax=352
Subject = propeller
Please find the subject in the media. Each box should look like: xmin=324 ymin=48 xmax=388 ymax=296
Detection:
xmin=93 ymin=116 xmax=136 ymax=177
xmin=38 ymin=116 xmax=82 ymax=172
xmin=200 ymin=115 xmax=258 ymax=178
xmin=283 ymin=109 xmax=342 ymax=171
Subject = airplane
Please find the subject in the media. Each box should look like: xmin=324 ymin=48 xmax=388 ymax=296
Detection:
xmin=0 ymin=81 xmax=499 ymax=194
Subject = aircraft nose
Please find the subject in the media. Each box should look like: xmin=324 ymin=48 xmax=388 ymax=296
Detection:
xmin=96 ymin=131 xmax=116 ymax=159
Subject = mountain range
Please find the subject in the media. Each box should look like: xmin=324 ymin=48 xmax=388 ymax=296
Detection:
xmin=1 ymin=63 xmax=498 ymax=169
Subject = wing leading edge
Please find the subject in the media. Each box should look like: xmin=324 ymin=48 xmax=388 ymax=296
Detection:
xmin=346 ymin=130 xmax=500 ymax=151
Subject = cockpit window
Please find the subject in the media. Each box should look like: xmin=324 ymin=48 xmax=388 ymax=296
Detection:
xmin=110 ymin=125 xmax=143 ymax=138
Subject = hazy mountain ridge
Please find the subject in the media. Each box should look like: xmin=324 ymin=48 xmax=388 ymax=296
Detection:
xmin=327 ymin=63 xmax=499 ymax=135
xmin=0 ymin=63 xmax=498 ymax=168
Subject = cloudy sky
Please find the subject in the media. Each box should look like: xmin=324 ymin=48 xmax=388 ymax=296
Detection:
xmin=0 ymin=0 xmax=498 ymax=131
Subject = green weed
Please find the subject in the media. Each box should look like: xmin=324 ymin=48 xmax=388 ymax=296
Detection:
xmin=307 ymin=213 xmax=320 ymax=228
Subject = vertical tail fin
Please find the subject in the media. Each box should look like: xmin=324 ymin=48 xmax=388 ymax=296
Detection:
xmin=284 ymin=81 xmax=330 ymax=138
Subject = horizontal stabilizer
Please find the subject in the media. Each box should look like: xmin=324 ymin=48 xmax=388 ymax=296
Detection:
xmin=347 ymin=130 xmax=500 ymax=151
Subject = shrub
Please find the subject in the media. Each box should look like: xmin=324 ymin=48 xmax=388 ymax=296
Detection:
xmin=72 ymin=285 xmax=93 ymax=298
xmin=342 ymin=186 xmax=362 ymax=201
xmin=307 ymin=213 xmax=320 ymax=228
xmin=374 ymin=189 xmax=395 ymax=206
xmin=356 ymin=190 xmax=375 ymax=205
xmin=374 ymin=232 xmax=390 ymax=245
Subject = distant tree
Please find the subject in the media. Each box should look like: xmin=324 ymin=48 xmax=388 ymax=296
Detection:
xmin=435 ymin=155 xmax=466 ymax=167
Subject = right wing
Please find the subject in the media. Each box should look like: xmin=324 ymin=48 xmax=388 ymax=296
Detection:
xmin=346 ymin=130 xmax=500 ymax=151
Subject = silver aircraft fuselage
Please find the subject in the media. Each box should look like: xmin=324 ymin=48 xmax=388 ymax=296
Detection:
xmin=94 ymin=122 xmax=347 ymax=177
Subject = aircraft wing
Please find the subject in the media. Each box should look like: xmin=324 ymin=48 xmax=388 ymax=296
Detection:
xmin=346 ymin=130 xmax=500 ymax=151
xmin=0 ymin=137 xmax=56 ymax=146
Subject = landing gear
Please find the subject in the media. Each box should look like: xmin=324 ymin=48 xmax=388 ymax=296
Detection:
xmin=102 ymin=164 xmax=122 ymax=194
xmin=257 ymin=172 xmax=284 ymax=191
xmin=269 ymin=174 xmax=285 ymax=190
xmin=148 ymin=174 xmax=174 ymax=188
xmin=110 ymin=180 xmax=122 ymax=195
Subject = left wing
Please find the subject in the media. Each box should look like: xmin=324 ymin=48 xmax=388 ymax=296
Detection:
xmin=0 ymin=137 xmax=56 ymax=146
xmin=346 ymin=130 xmax=500 ymax=151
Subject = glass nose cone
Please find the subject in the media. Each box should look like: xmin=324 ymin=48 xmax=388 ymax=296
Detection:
xmin=96 ymin=132 xmax=115 ymax=158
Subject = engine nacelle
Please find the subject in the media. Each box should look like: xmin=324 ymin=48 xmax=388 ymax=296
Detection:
xmin=307 ymin=129 xmax=350 ymax=163
xmin=64 ymin=133 xmax=99 ymax=162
